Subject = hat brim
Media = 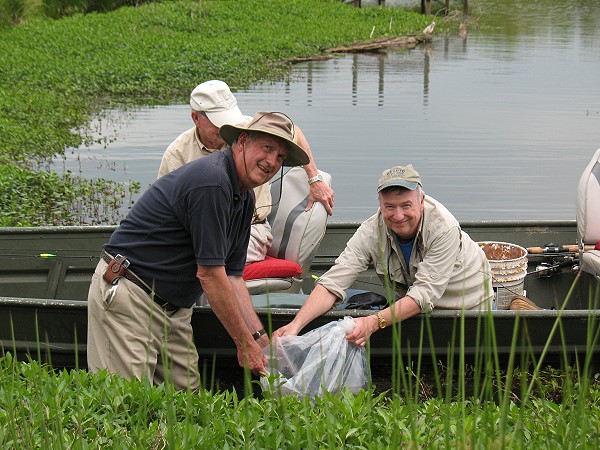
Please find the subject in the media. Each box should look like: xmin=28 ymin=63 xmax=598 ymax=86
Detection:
xmin=204 ymin=106 xmax=245 ymax=128
xmin=219 ymin=124 xmax=309 ymax=167
xmin=377 ymin=180 xmax=420 ymax=193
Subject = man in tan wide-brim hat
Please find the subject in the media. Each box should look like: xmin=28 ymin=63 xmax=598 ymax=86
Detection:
xmin=87 ymin=111 xmax=307 ymax=390
xmin=157 ymin=81 xmax=334 ymax=265
xmin=220 ymin=111 xmax=309 ymax=167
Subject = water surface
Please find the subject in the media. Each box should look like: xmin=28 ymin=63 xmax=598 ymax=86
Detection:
xmin=60 ymin=0 xmax=600 ymax=222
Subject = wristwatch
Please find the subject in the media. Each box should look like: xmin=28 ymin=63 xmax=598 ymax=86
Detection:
xmin=375 ymin=312 xmax=387 ymax=329
xmin=307 ymin=174 xmax=324 ymax=185
xmin=252 ymin=328 xmax=266 ymax=340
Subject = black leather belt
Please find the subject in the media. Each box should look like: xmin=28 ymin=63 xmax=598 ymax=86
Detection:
xmin=101 ymin=251 xmax=178 ymax=313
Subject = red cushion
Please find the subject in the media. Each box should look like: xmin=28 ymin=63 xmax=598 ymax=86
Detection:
xmin=242 ymin=256 xmax=302 ymax=281
xmin=595 ymin=241 xmax=600 ymax=251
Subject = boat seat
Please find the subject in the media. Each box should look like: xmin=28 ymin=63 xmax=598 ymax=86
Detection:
xmin=245 ymin=167 xmax=332 ymax=295
xmin=576 ymin=148 xmax=600 ymax=280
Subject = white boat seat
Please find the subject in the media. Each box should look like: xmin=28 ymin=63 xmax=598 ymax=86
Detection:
xmin=581 ymin=249 xmax=600 ymax=278
xmin=245 ymin=167 xmax=332 ymax=295
xmin=576 ymin=148 xmax=600 ymax=280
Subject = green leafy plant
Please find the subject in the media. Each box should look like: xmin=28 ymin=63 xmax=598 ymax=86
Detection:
xmin=0 ymin=0 xmax=436 ymax=226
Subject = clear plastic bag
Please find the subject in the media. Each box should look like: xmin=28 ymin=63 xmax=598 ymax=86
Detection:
xmin=261 ymin=317 xmax=369 ymax=399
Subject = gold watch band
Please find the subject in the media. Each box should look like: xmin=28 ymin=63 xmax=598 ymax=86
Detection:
xmin=375 ymin=312 xmax=387 ymax=329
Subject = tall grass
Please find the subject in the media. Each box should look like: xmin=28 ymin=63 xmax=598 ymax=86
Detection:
xmin=3 ymin=283 xmax=600 ymax=447
xmin=1 ymin=349 xmax=600 ymax=447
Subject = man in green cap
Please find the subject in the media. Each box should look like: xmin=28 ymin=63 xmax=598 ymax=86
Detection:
xmin=274 ymin=164 xmax=493 ymax=346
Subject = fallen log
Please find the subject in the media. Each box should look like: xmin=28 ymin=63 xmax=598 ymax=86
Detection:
xmin=285 ymin=55 xmax=337 ymax=64
xmin=326 ymin=35 xmax=423 ymax=54
xmin=282 ymin=33 xmax=429 ymax=65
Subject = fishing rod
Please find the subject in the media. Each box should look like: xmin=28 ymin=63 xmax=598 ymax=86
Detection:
xmin=531 ymin=255 xmax=579 ymax=278
xmin=524 ymin=242 xmax=592 ymax=277
xmin=527 ymin=243 xmax=594 ymax=255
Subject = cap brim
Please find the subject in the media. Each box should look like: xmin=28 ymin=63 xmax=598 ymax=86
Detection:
xmin=205 ymin=105 xmax=245 ymax=128
xmin=219 ymin=125 xmax=309 ymax=167
xmin=377 ymin=180 xmax=420 ymax=192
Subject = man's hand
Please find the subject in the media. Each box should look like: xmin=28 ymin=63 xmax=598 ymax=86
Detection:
xmin=237 ymin=339 xmax=268 ymax=376
xmin=345 ymin=315 xmax=379 ymax=347
xmin=272 ymin=323 xmax=301 ymax=339
xmin=306 ymin=181 xmax=334 ymax=215
xmin=197 ymin=266 xmax=270 ymax=375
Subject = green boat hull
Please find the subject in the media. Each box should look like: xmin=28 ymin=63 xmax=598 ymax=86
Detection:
xmin=1 ymin=221 xmax=599 ymax=371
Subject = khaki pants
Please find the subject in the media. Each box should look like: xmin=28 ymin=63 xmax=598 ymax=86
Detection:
xmin=87 ymin=259 xmax=199 ymax=390
xmin=246 ymin=221 xmax=273 ymax=263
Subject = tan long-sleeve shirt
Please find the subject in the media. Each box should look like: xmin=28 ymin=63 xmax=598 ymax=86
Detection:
xmin=318 ymin=196 xmax=493 ymax=313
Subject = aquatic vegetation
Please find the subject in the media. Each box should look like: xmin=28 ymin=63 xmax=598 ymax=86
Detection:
xmin=0 ymin=163 xmax=139 ymax=226
xmin=0 ymin=0 xmax=433 ymax=226
xmin=3 ymin=278 xmax=599 ymax=447
xmin=1 ymin=352 xmax=600 ymax=448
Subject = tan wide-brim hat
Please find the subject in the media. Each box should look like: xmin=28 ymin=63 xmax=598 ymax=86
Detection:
xmin=219 ymin=111 xmax=309 ymax=167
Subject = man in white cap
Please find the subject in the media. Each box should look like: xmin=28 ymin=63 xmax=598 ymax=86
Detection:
xmin=274 ymin=164 xmax=493 ymax=346
xmin=158 ymin=80 xmax=334 ymax=263
xmin=88 ymin=112 xmax=309 ymax=389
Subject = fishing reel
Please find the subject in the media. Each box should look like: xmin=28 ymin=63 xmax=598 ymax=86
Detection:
xmin=529 ymin=242 xmax=580 ymax=278
xmin=535 ymin=255 xmax=579 ymax=278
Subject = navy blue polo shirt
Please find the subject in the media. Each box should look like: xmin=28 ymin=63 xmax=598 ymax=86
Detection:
xmin=105 ymin=148 xmax=254 ymax=308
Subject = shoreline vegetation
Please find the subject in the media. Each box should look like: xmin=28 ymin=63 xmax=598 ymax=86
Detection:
xmin=7 ymin=2 xmax=600 ymax=448
xmin=0 ymin=0 xmax=457 ymax=227
xmin=2 ymin=350 xmax=600 ymax=447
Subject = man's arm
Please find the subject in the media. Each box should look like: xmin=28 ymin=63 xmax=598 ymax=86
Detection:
xmin=294 ymin=126 xmax=334 ymax=215
xmin=272 ymin=284 xmax=338 ymax=337
xmin=196 ymin=264 xmax=267 ymax=373
xmin=229 ymin=274 xmax=270 ymax=348
xmin=345 ymin=295 xmax=422 ymax=347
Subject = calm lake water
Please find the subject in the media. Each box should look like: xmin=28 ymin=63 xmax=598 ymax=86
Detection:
xmin=58 ymin=0 xmax=600 ymax=223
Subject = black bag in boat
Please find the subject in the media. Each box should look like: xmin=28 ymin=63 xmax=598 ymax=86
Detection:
xmin=341 ymin=291 xmax=388 ymax=310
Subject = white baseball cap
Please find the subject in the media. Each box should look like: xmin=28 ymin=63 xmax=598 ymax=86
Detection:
xmin=189 ymin=80 xmax=245 ymax=128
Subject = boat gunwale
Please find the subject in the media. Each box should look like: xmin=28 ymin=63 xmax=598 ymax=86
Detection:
xmin=0 ymin=219 xmax=577 ymax=234
xmin=2 ymin=296 xmax=598 ymax=318
xmin=0 ymin=219 xmax=579 ymax=234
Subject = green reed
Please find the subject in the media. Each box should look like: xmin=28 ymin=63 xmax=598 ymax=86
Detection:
xmin=3 ymin=280 xmax=600 ymax=447
xmin=1 ymin=343 xmax=600 ymax=447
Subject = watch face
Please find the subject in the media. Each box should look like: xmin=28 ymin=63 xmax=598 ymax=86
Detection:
xmin=253 ymin=329 xmax=266 ymax=340
xmin=376 ymin=313 xmax=386 ymax=329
